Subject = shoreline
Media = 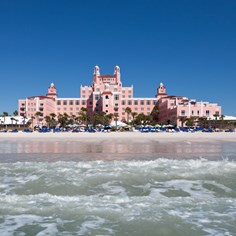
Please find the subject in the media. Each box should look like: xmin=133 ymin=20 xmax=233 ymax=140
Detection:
xmin=0 ymin=131 xmax=236 ymax=143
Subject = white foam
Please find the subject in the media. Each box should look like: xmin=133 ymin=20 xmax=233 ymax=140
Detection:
xmin=0 ymin=159 xmax=236 ymax=235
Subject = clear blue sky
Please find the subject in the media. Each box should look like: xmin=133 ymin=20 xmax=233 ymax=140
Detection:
xmin=0 ymin=0 xmax=235 ymax=116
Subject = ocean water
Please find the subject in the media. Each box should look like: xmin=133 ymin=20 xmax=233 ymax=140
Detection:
xmin=0 ymin=139 xmax=236 ymax=235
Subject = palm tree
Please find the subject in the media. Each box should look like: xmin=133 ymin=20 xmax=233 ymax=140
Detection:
xmin=125 ymin=107 xmax=132 ymax=124
xmin=213 ymin=113 xmax=219 ymax=120
xmin=79 ymin=107 xmax=89 ymax=126
xmin=135 ymin=113 xmax=146 ymax=126
xmin=185 ymin=117 xmax=195 ymax=127
xmin=31 ymin=116 xmax=35 ymax=129
xmin=44 ymin=115 xmax=52 ymax=128
xmin=57 ymin=113 xmax=69 ymax=128
xmin=219 ymin=114 xmax=225 ymax=130
xmin=13 ymin=110 xmax=18 ymax=116
xmin=113 ymin=112 xmax=119 ymax=130
xmin=130 ymin=112 xmax=137 ymax=126
xmin=145 ymin=114 xmax=153 ymax=125
xmin=198 ymin=117 xmax=208 ymax=128
xmin=151 ymin=106 xmax=159 ymax=123
xmin=22 ymin=115 xmax=27 ymax=128
xmin=171 ymin=116 xmax=177 ymax=126
xmin=35 ymin=111 xmax=43 ymax=127
xmin=91 ymin=112 xmax=100 ymax=127
xmin=213 ymin=113 xmax=220 ymax=129
xmin=50 ymin=113 xmax=57 ymax=128
xmin=15 ymin=118 xmax=19 ymax=128
xmin=10 ymin=117 xmax=15 ymax=128
xmin=220 ymin=114 xmax=225 ymax=121
xmin=2 ymin=112 xmax=8 ymax=128
xmin=179 ymin=116 xmax=187 ymax=127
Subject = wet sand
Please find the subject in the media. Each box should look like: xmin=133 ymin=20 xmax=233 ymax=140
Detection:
xmin=0 ymin=132 xmax=236 ymax=162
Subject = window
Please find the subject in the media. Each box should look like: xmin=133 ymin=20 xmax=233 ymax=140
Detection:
xmin=128 ymin=100 xmax=132 ymax=105
xmin=128 ymin=95 xmax=132 ymax=98
xmin=146 ymin=100 xmax=150 ymax=105
xmin=141 ymin=108 xmax=144 ymax=111
xmin=57 ymin=100 xmax=61 ymax=105
xmin=114 ymin=95 xmax=119 ymax=100
xmin=105 ymin=95 xmax=109 ymax=99
xmin=147 ymin=108 xmax=150 ymax=111
xmin=63 ymin=100 xmax=67 ymax=105
xmin=76 ymin=101 xmax=80 ymax=105
xmin=122 ymin=95 xmax=125 ymax=98
xmin=181 ymin=110 xmax=185 ymax=116
xmin=206 ymin=110 xmax=210 ymax=116
xmin=82 ymin=90 xmax=85 ymax=93
xmin=70 ymin=108 xmax=73 ymax=111
xmin=69 ymin=100 xmax=73 ymax=105
xmin=122 ymin=101 xmax=126 ymax=105
xmin=95 ymin=95 xmax=99 ymax=100
xmin=82 ymin=101 xmax=86 ymax=105
xmin=197 ymin=110 xmax=200 ymax=115
xmin=153 ymin=100 xmax=157 ymax=105
xmin=128 ymin=90 xmax=132 ymax=93
xmin=140 ymin=100 xmax=144 ymax=105
xmin=192 ymin=110 xmax=194 ymax=115
xmin=122 ymin=90 xmax=125 ymax=93
xmin=134 ymin=100 xmax=138 ymax=105
xmin=135 ymin=107 xmax=138 ymax=111
xmin=106 ymin=104 xmax=108 ymax=107
xmin=114 ymin=88 xmax=118 ymax=92
xmin=106 ymin=110 xmax=108 ymax=113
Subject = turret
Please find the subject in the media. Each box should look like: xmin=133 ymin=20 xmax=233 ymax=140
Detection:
xmin=114 ymin=65 xmax=120 ymax=84
xmin=156 ymin=82 xmax=167 ymax=98
xmin=93 ymin=65 xmax=100 ymax=83
xmin=47 ymin=83 xmax=57 ymax=98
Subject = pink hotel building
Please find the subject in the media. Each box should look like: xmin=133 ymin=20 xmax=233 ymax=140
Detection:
xmin=18 ymin=65 xmax=221 ymax=126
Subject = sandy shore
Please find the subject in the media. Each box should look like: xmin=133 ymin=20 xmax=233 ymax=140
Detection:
xmin=0 ymin=132 xmax=236 ymax=161
xmin=0 ymin=131 xmax=236 ymax=143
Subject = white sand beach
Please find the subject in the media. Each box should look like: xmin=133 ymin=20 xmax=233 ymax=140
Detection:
xmin=0 ymin=131 xmax=236 ymax=143
xmin=1 ymin=131 xmax=235 ymax=162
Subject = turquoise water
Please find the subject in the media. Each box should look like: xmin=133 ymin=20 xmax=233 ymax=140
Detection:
xmin=0 ymin=139 xmax=236 ymax=235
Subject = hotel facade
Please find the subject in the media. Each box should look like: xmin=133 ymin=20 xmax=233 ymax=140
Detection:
xmin=18 ymin=66 xmax=221 ymax=126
